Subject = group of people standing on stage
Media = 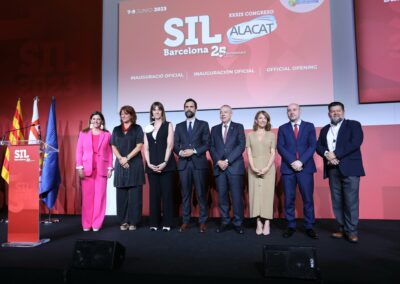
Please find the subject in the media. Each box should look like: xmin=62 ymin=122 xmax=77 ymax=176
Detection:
xmin=75 ymin=99 xmax=365 ymax=243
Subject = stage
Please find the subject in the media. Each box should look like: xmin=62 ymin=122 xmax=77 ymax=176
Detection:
xmin=0 ymin=216 xmax=399 ymax=283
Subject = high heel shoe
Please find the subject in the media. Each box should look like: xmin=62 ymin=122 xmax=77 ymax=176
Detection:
xmin=263 ymin=220 xmax=270 ymax=236
xmin=256 ymin=219 xmax=263 ymax=235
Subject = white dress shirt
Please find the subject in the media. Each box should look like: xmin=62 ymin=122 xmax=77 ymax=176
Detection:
xmin=327 ymin=120 xmax=343 ymax=152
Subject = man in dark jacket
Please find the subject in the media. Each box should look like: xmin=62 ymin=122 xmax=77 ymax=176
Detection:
xmin=316 ymin=101 xmax=365 ymax=243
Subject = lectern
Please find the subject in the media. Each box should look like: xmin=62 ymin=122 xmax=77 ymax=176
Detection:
xmin=1 ymin=140 xmax=58 ymax=247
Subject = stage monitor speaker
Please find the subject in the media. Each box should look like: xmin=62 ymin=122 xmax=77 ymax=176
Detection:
xmin=263 ymin=245 xmax=320 ymax=280
xmin=72 ymin=239 xmax=125 ymax=270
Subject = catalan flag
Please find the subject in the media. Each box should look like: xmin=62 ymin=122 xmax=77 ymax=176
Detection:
xmin=1 ymin=99 xmax=25 ymax=184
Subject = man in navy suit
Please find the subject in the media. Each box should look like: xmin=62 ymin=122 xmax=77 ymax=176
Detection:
xmin=210 ymin=105 xmax=246 ymax=234
xmin=174 ymin=98 xmax=210 ymax=233
xmin=316 ymin=102 xmax=365 ymax=243
xmin=277 ymin=103 xmax=318 ymax=239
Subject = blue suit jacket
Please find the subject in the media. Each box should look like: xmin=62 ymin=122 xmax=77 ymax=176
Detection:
xmin=210 ymin=121 xmax=245 ymax=176
xmin=173 ymin=119 xmax=210 ymax=171
xmin=277 ymin=121 xmax=317 ymax=174
xmin=316 ymin=119 xmax=365 ymax=178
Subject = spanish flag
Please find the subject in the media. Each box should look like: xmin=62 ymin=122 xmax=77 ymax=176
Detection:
xmin=1 ymin=98 xmax=25 ymax=183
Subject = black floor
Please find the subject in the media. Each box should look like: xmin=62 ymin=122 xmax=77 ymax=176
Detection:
xmin=0 ymin=216 xmax=399 ymax=283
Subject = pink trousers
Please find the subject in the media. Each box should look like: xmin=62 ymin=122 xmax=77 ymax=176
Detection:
xmin=81 ymin=169 xmax=107 ymax=230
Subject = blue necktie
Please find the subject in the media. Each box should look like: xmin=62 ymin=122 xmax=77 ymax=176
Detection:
xmin=188 ymin=121 xmax=193 ymax=139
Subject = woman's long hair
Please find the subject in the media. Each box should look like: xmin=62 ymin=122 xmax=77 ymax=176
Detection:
xmin=252 ymin=110 xmax=271 ymax=131
xmin=82 ymin=111 xmax=108 ymax=133
xmin=149 ymin=101 xmax=166 ymax=123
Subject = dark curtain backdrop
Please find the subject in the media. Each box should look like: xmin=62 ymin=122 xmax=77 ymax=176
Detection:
xmin=0 ymin=0 xmax=102 ymax=214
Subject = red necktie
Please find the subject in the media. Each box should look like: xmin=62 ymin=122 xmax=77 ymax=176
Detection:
xmin=294 ymin=124 xmax=298 ymax=139
xmin=223 ymin=124 xmax=228 ymax=144
xmin=294 ymin=124 xmax=299 ymax=159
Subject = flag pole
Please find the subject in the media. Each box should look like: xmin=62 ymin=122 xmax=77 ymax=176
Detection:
xmin=40 ymin=206 xmax=60 ymax=224
xmin=39 ymin=183 xmax=60 ymax=224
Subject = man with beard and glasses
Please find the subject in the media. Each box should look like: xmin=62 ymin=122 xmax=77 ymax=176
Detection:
xmin=174 ymin=98 xmax=210 ymax=233
xmin=317 ymin=102 xmax=365 ymax=243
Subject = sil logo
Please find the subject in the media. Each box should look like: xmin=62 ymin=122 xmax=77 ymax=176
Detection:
xmin=14 ymin=149 xmax=32 ymax=162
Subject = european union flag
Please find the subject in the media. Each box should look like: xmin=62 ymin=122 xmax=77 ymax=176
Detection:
xmin=40 ymin=97 xmax=61 ymax=209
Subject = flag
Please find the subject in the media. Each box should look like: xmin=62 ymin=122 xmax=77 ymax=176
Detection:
xmin=28 ymin=97 xmax=43 ymax=176
xmin=28 ymin=96 xmax=41 ymax=144
xmin=1 ymin=98 xmax=25 ymax=184
xmin=40 ymin=97 xmax=61 ymax=209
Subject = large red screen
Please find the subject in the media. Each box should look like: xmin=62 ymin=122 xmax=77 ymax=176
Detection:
xmin=118 ymin=0 xmax=333 ymax=111
xmin=355 ymin=0 xmax=400 ymax=103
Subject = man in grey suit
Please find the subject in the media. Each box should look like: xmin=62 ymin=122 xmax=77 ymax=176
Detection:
xmin=210 ymin=105 xmax=246 ymax=234
xmin=174 ymin=98 xmax=210 ymax=233
xmin=317 ymin=101 xmax=365 ymax=243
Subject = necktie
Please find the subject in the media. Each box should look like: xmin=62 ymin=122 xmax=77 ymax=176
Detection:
xmin=223 ymin=124 xmax=228 ymax=144
xmin=294 ymin=124 xmax=299 ymax=159
xmin=188 ymin=121 xmax=193 ymax=139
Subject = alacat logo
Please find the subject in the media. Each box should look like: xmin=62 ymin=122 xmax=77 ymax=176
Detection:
xmin=227 ymin=15 xmax=277 ymax=44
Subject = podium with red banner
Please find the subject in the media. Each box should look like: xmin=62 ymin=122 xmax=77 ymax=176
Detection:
xmin=1 ymin=140 xmax=58 ymax=247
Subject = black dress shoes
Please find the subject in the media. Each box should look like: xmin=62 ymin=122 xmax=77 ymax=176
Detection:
xmin=283 ymin=228 xmax=296 ymax=238
xmin=234 ymin=226 xmax=244 ymax=234
xmin=305 ymin=229 xmax=319 ymax=239
xmin=216 ymin=224 xmax=230 ymax=233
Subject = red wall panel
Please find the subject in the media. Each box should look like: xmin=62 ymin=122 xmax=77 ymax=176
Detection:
xmin=141 ymin=125 xmax=400 ymax=220
xmin=0 ymin=0 xmax=102 ymax=214
xmin=355 ymin=0 xmax=400 ymax=103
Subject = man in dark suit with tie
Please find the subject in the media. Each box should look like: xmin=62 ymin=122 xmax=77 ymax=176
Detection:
xmin=277 ymin=103 xmax=318 ymax=239
xmin=174 ymin=98 xmax=210 ymax=233
xmin=210 ymin=105 xmax=246 ymax=234
xmin=316 ymin=101 xmax=365 ymax=243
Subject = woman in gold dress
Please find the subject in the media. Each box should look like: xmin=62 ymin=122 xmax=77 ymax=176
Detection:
xmin=246 ymin=110 xmax=276 ymax=235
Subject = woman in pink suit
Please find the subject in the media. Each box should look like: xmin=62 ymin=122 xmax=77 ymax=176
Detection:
xmin=76 ymin=111 xmax=113 ymax=231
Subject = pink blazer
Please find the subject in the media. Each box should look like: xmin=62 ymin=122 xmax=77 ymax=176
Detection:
xmin=76 ymin=130 xmax=113 ymax=177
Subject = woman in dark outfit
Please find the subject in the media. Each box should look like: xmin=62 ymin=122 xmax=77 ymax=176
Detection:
xmin=144 ymin=102 xmax=176 ymax=231
xmin=111 ymin=105 xmax=145 ymax=231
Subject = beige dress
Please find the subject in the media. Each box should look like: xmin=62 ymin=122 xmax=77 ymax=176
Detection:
xmin=246 ymin=131 xmax=276 ymax=219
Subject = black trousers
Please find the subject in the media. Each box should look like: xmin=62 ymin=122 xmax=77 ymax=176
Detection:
xmin=215 ymin=171 xmax=244 ymax=227
xmin=148 ymin=171 xmax=175 ymax=227
xmin=116 ymin=185 xmax=143 ymax=226
xmin=179 ymin=161 xmax=208 ymax=224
